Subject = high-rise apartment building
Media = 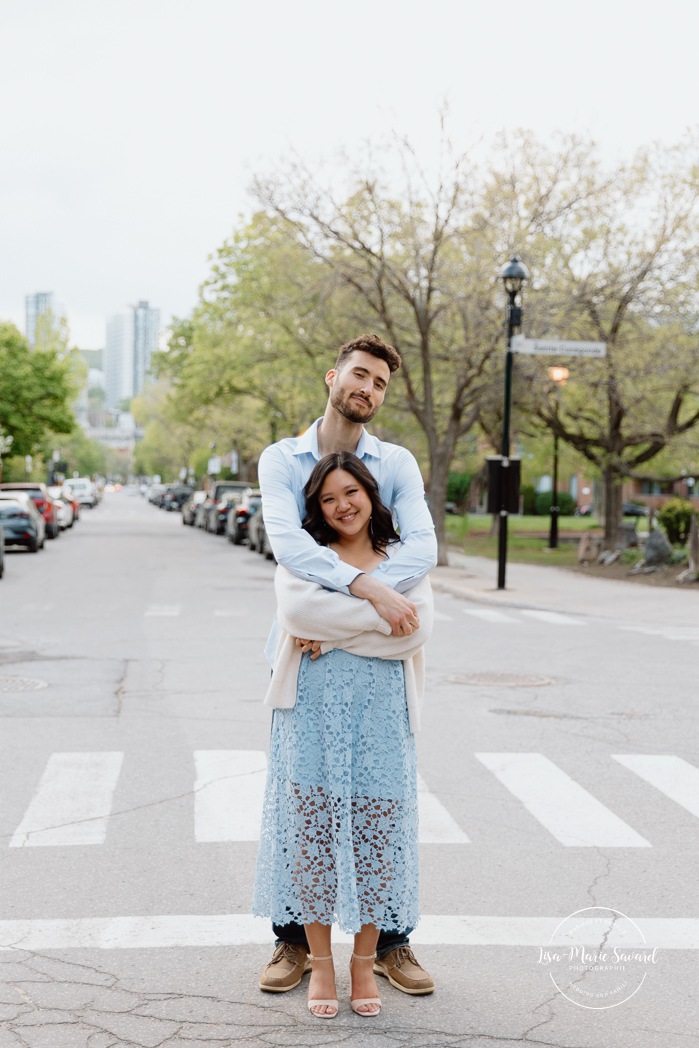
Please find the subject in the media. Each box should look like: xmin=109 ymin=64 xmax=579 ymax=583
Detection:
xmin=105 ymin=313 xmax=134 ymax=409
xmin=104 ymin=300 xmax=160 ymax=408
xmin=25 ymin=291 xmax=54 ymax=347
xmin=133 ymin=300 xmax=160 ymax=397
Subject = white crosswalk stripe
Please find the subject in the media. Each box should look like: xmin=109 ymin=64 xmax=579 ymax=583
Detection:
xmin=2 ymin=913 xmax=695 ymax=951
xmin=10 ymin=751 xmax=699 ymax=850
xmin=461 ymin=608 xmax=584 ymax=627
xmin=191 ymin=751 xmax=468 ymax=844
xmin=10 ymin=752 xmax=124 ymax=847
xmin=417 ymin=774 xmax=470 ymax=843
xmin=519 ymin=610 xmax=584 ymax=627
xmin=475 ymin=753 xmax=650 ymax=847
xmin=463 ymin=608 xmax=519 ymax=623
xmin=194 ymin=750 xmax=267 ymax=842
xmin=619 ymin=625 xmax=699 ymax=644
xmin=612 ymin=755 xmax=699 ymax=819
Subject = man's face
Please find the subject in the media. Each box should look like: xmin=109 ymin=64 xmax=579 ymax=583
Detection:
xmin=326 ymin=350 xmax=391 ymax=424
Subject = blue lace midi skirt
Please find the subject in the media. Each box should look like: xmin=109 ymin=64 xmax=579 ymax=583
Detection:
xmin=253 ymin=649 xmax=419 ymax=934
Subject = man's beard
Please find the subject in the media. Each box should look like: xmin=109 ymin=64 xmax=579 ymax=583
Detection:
xmin=331 ymin=387 xmax=378 ymax=424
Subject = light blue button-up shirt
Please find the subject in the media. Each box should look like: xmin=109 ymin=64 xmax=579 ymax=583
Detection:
xmin=258 ymin=417 xmax=438 ymax=663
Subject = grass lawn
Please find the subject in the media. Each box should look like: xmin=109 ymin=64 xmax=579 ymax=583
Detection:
xmin=444 ymin=513 xmax=646 ymax=567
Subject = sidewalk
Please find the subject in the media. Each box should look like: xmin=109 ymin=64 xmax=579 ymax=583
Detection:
xmin=431 ymin=549 xmax=697 ymax=627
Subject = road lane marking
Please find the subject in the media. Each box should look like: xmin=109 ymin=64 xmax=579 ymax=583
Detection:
xmin=612 ymin=755 xmax=699 ymax=819
xmin=145 ymin=605 xmax=181 ymax=617
xmin=462 ymin=609 xmax=519 ymax=623
xmin=0 ymin=914 xmax=694 ymax=950
xmin=519 ymin=610 xmax=584 ymax=627
xmin=619 ymin=625 xmax=699 ymax=643
xmin=418 ymin=774 xmax=470 ymax=843
xmin=475 ymin=753 xmax=650 ymax=847
xmin=10 ymin=753 xmax=124 ymax=848
xmin=194 ymin=750 xmax=267 ymax=842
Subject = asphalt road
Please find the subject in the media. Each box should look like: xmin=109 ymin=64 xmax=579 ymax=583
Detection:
xmin=0 ymin=492 xmax=697 ymax=1047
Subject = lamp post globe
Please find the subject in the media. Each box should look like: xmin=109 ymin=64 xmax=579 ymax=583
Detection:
xmin=500 ymin=255 xmax=530 ymax=296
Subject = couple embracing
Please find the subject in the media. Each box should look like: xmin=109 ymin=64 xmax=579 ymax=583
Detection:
xmin=252 ymin=333 xmax=437 ymax=1018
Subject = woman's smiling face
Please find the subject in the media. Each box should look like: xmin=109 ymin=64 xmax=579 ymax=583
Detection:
xmin=319 ymin=468 xmax=373 ymax=538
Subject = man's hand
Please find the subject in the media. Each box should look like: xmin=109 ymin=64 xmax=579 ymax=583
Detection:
xmin=349 ymin=574 xmax=420 ymax=637
xmin=294 ymin=637 xmax=323 ymax=661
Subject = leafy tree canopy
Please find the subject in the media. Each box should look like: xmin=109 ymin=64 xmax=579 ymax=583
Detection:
xmin=0 ymin=323 xmax=76 ymax=457
xmin=152 ymin=127 xmax=699 ymax=558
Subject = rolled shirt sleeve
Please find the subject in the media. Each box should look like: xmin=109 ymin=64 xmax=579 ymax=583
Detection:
xmin=371 ymin=446 xmax=437 ymax=591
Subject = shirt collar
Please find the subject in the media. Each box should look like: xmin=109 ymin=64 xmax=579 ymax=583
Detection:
xmin=292 ymin=418 xmax=381 ymax=460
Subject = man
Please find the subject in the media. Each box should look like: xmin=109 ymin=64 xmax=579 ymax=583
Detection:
xmin=258 ymin=332 xmax=437 ymax=996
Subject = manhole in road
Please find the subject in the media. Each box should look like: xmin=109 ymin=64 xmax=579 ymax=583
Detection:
xmin=443 ymin=672 xmax=554 ymax=688
xmin=0 ymin=676 xmax=49 ymax=692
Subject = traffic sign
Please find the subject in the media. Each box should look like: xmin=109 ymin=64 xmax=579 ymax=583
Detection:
xmin=511 ymin=336 xmax=606 ymax=358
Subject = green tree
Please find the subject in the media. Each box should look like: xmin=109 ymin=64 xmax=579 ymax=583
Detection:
xmin=155 ymin=214 xmax=340 ymax=443
xmin=158 ymin=128 xmax=699 ymax=561
xmin=521 ymin=140 xmax=699 ymax=544
xmin=132 ymin=381 xmax=203 ymax=481
xmin=0 ymin=323 xmax=75 ymax=455
xmin=56 ymin=428 xmax=108 ymax=478
xmin=253 ymin=132 xmax=605 ymax=562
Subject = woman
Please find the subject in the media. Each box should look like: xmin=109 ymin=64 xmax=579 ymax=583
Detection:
xmin=253 ymin=452 xmax=433 ymax=1018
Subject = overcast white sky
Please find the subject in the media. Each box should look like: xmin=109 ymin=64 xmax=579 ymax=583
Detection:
xmin=2 ymin=0 xmax=698 ymax=349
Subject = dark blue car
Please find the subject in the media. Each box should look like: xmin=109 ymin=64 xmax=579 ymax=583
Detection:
xmin=0 ymin=495 xmax=46 ymax=552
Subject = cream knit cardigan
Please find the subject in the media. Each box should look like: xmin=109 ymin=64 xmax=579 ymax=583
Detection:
xmin=264 ymin=565 xmax=433 ymax=733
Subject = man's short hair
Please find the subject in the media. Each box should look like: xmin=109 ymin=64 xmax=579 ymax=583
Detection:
xmin=334 ymin=333 xmax=402 ymax=374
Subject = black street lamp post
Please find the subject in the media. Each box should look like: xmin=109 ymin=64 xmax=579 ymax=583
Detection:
xmin=547 ymin=366 xmax=569 ymax=550
xmin=549 ymin=427 xmax=560 ymax=549
xmin=497 ymin=255 xmax=529 ymax=590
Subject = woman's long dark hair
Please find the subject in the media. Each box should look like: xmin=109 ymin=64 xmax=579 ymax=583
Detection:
xmin=302 ymin=452 xmax=399 ymax=553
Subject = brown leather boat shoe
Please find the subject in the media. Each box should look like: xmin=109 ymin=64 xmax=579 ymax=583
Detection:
xmin=259 ymin=942 xmax=312 ymax=992
xmin=373 ymin=945 xmax=435 ymax=995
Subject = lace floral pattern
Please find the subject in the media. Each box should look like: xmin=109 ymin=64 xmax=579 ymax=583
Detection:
xmin=253 ymin=649 xmax=419 ymax=934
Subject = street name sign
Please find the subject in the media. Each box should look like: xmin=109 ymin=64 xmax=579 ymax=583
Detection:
xmin=511 ymin=336 xmax=606 ymax=358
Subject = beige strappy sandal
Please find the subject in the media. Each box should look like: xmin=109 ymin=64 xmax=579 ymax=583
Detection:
xmin=349 ymin=952 xmax=382 ymax=1016
xmin=307 ymin=954 xmax=338 ymax=1018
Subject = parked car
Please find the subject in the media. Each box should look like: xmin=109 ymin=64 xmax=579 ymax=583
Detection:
xmin=247 ymin=503 xmax=274 ymax=560
xmin=60 ymin=485 xmax=81 ymax=523
xmin=49 ymin=486 xmax=75 ymax=529
xmin=182 ymin=491 xmax=207 ymax=526
xmin=196 ymin=481 xmax=252 ymax=530
xmin=161 ymin=485 xmax=193 ymax=512
xmin=147 ymin=483 xmax=166 ymax=505
xmin=64 ymin=477 xmax=99 ymax=508
xmin=0 ymin=525 xmax=4 ymax=577
xmin=0 ymin=482 xmax=59 ymax=538
xmin=622 ymin=502 xmax=649 ymax=517
xmin=0 ymin=494 xmax=46 ymax=551
xmin=206 ymin=491 xmax=243 ymax=534
xmin=194 ymin=497 xmax=211 ymax=529
xmin=226 ymin=489 xmax=262 ymax=544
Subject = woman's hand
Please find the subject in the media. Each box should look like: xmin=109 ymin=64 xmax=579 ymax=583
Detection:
xmin=294 ymin=637 xmax=323 ymax=660
xmin=348 ymin=575 xmax=420 ymax=636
